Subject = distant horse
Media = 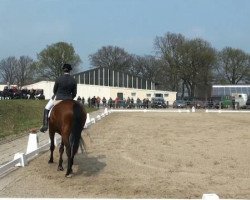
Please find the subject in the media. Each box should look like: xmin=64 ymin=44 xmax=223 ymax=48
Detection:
xmin=48 ymin=100 xmax=87 ymax=177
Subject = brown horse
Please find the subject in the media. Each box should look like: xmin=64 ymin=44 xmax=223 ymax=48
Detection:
xmin=48 ymin=100 xmax=87 ymax=177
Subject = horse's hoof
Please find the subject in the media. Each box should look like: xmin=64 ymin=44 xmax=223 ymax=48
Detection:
xmin=48 ymin=160 xmax=53 ymax=163
xmin=65 ymin=173 xmax=73 ymax=178
xmin=57 ymin=166 xmax=64 ymax=171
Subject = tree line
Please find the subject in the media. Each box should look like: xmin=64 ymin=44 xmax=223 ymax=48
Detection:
xmin=1 ymin=32 xmax=250 ymax=100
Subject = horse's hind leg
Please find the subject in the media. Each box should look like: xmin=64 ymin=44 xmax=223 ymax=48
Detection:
xmin=57 ymin=141 xmax=64 ymax=171
xmin=48 ymin=132 xmax=55 ymax=163
xmin=65 ymin=144 xmax=74 ymax=177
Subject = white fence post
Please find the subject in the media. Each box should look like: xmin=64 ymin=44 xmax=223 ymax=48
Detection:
xmin=90 ymin=118 xmax=96 ymax=124
xmin=14 ymin=153 xmax=27 ymax=167
xmin=96 ymin=115 xmax=101 ymax=120
xmin=192 ymin=106 xmax=196 ymax=112
xmin=26 ymin=133 xmax=38 ymax=154
xmin=104 ymin=108 xmax=108 ymax=115
xmin=202 ymin=194 xmax=219 ymax=200
xmin=84 ymin=113 xmax=90 ymax=128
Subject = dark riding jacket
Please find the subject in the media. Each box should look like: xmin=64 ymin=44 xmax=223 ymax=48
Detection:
xmin=53 ymin=73 xmax=77 ymax=100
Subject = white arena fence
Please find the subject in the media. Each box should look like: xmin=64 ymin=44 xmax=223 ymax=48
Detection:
xmin=1 ymin=107 xmax=247 ymax=199
xmin=205 ymin=108 xmax=250 ymax=113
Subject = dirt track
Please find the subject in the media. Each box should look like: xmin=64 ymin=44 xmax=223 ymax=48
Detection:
xmin=0 ymin=112 xmax=250 ymax=198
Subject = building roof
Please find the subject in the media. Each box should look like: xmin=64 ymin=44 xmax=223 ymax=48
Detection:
xmin=73 ymin=67 xmax=156 ymax=90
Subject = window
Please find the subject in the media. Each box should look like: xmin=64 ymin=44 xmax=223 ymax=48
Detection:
xmin=128 ymin=75 xmax=132 ymax=88
xmin=131 ymin=92 xmax=136 ymax=97
xmin=225 ymin=87 xmax=230 ymax=96
xmin=242 ymin=87 xmax=247 ymax=95
xmin=230 ymin=87 xmax=236 ymax=94
xmin=104 ymin=68 xmax=109 ymax=86
xmin=94 ymin=69 xmax=98 ymax=85
xmin=124 ymin=74 xmax=128 ymax=88
xmin=218 ymin=87 xmax=225 ymax=96
xmin=212 ymin=87 xmax=218 ymax=96
xmin=119 ymin=72 xmax=123 ymax=87
xmin=109 ymin=70 xmax=113 ymax=86
xmin=236 ymin=87 xmax=242 ymax=93
xmin=85 ymin=72 xmax=89 ymax=84
xmin=138 ymin=77 xmax=142 ymax=89
xmin=132 ymin=77 xmax=136 ymax=88
xmin=247 ymin=87 xmax=250 ymax=95
xmin=142 ymin=79 xmax=146 ymax=89
xmin=90 ymin=70 xmax=94 ymax=85
xmin=114 ymin=71 xmax=118 ymax=87
xmin=99 ymin=68 xmax=103 ymax=85
xmin=147 ymin=81 xmax=151 ymax=90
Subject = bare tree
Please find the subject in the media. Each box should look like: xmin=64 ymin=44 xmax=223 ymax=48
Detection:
xmin=154 ymin=32 xmax=185 ymax=91
xmin=89 ymin=46 xmax=132 ymax=73
xmin=0 ymin=57 xmax=18 ymax=85
xmin=130 ymin=55 xmax=159 ymax=82
xmin=154 ymin=32 xmax=216 ymax=99
xmin=178 ymin=38 xmax=216 ymax=99
xmin=216 ymin=47 xmax=250 ymax=84
xmin=15 ymin=56 xmax=36 ymax=88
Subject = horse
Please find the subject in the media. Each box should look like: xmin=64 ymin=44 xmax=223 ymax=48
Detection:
xmin=48 ymin=99 xmax=87 ymax=177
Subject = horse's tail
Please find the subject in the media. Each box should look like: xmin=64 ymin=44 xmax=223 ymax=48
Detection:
xmin=70 ymin=101 xmax=84 ymax=156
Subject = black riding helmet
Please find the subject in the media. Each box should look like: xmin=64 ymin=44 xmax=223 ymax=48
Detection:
xmin=62 ymin=63 xmax=72 ymax=72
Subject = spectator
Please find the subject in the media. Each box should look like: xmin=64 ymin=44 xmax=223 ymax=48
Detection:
xmin=91 ymin=96 xmax=97 ymax=107
xmin=126 ymin=97 xmax=131 ymax=108
xmin=88 ymin=97 xmax=91 ymax=107
xmin=29 ymin=89 xmax=35 ymax=99
xmin=115 ymin=96 xmax=120 ymax=108
xmin=96 ymin=96 xmax=101 ymax=109
xmin=82 ymin=97 xmax=85 ymax=105
xmin=108 ymin=97 xmax=113 ymax=108
xmin=35 ymin=90 xmax=45 ymax=100
xmin=102 ymin=97 xmax=107 ymax=107
xmin=136 ymin=98 xmax=141 ymax=108
xmin=77 ymin=96 xmax=82 ymax=102
xmin=145 ymin=98 xmax=149 ymax=109
xmin=121 ymin=98 xmax=126 ymax=108
xmin=131 ymin=97 xmax=134 ymax=108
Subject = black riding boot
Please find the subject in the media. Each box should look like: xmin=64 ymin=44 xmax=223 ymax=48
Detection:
xmin=40 ymin=109 xmax=49 ymax=132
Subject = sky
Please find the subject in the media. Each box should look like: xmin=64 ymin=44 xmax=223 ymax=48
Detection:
xmin=0 ymin=0 xmax=250 ymax=71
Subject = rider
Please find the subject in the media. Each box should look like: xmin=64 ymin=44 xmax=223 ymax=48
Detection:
xmin=40 ymin=63 xmax=77 ymax=132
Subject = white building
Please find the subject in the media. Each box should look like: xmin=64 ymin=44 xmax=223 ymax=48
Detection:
xmin=23 ymin=80 xmax=177 ymax=105
xmin=1 ymin=67 xmax=177 ymax=104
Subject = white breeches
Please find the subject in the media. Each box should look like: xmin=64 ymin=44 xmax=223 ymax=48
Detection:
xmin=45 ymin=98 xmax=63 ymax=110
xmin=45 ymin=99 xmax=54 ymax=110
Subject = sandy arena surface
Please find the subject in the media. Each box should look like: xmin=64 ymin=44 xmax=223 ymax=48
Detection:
xmin=0 ymin=111 xmax=250 ymax=198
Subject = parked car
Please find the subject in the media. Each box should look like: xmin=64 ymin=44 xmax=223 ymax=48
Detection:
xmin=204 ymin=100 xmax=215 ymax=109
xmin=173 ymin=100 xmax=187 ymax=108
xmin=192 ymin=100 xmax=205 ymax=109
xmin=151 ymin=97 xmax=167 ymax=108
